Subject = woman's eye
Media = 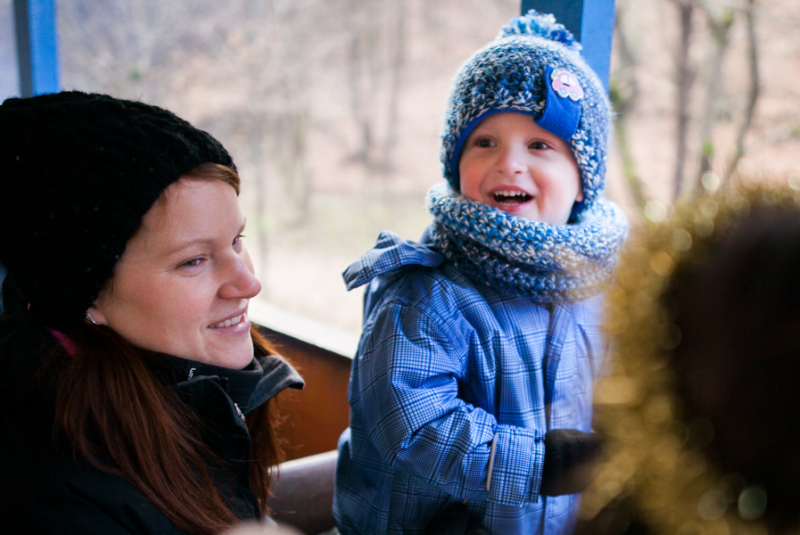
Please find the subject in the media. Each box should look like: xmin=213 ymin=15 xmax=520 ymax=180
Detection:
xmin=233 ymin=234 xmax=245 ymax=248
xmin=180 ymin=257 xmax=205 ymax=269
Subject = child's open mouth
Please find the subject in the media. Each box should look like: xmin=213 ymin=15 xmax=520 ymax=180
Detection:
xmin=492 ymin=189 xmax=532 ymax=205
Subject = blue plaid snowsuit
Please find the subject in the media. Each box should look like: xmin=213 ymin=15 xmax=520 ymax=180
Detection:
xmin=334 ymin=230 xmax=606 ymax=534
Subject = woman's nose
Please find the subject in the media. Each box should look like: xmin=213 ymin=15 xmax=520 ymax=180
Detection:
xmin=219 ymin=253 xmax=262 ymax=300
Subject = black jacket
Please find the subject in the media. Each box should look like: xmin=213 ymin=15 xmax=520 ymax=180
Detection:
xmin=0 ymin=308 xmax=303 ymax=534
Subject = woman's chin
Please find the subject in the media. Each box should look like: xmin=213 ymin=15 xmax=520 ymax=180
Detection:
xmin=192 ymin=337 xmax=254 ymax=369
xmin=202 ymin=321 xmax=255 ymax=368
xmin=215 ymin=342 xmax=255 ymax=369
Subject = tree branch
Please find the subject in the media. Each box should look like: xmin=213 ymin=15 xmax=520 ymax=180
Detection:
xmin=724 ymin=0 xmax=760 ymax=184
xmin=671 ymin=0 xmax=696 ymax=200
xmin=610 ymin=0 xmax=648 ymax=210
xmin=693 ymin=0 xmax=735 ymax=194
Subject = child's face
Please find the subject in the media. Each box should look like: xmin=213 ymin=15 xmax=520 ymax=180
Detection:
xmin=458 ymin=112 xmax=583 ymax=225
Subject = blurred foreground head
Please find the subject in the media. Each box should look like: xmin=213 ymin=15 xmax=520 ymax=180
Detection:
xmin=582 ymin=182 xmax=800 ymax=535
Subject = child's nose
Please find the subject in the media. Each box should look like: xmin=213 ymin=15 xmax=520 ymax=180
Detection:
xmin=496 ymin=145 xmax=525 ymax=176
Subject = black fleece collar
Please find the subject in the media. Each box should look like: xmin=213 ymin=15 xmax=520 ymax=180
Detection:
xmin=149 ymin=353 xmax=304 ymax=414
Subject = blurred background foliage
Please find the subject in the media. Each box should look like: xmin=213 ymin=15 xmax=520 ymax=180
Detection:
xmin=0 ymin=0 xmax=797 ymax=334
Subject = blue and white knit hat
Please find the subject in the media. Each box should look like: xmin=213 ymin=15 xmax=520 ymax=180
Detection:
xmin=441 ymin=10 xmax=611 ymax=218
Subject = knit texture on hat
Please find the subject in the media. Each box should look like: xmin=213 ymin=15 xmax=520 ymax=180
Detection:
xmin=440 ymin=10 xmax=611 ymax=219
xmin=427 ymin=183 xmax=628 ymax=303
xmin=0 ymin=91 xmax=234 ymax=330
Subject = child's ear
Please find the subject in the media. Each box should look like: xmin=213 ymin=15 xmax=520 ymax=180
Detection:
xmin=576 ymin=187 xmax=584 ymax=202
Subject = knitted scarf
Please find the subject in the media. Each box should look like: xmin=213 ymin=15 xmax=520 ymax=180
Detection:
xmin=427 ymin=183 xmax=628 ymax=303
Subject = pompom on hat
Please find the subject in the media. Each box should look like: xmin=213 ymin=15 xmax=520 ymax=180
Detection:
xmin=440 ymin=10 xmax=611 ymax=219
xmin=0 ymin=91 xmax=235 ymax=330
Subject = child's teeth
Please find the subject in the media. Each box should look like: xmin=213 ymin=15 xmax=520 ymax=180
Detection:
xmin=493 ymin=190 xmax=531 ymax=204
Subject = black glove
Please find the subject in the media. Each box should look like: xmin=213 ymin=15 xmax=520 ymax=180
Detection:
xmin=425 ymin=501 xmax=490 ymax=535
xmin=540 ymin=429 xmax=602 ymax=496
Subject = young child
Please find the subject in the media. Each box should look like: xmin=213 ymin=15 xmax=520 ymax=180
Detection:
xmin=334 ymin=11 xmax=628 ymax=535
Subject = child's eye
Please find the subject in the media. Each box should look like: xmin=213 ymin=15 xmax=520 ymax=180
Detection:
xmin=475 ymin=137 xmax=495 ymax=148
xmin=529 ymin=141 xmax=550 ymax=150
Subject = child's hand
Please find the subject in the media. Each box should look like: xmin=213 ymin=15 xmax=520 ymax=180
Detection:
xmin=540 ymin=429 xmax=602 ymax=496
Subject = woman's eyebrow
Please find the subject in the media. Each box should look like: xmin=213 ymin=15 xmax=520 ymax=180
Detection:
xmin=162 ymin=221 xmax=247 ymax=257
xmin=161 ymin=237 xmax=214 ymax=258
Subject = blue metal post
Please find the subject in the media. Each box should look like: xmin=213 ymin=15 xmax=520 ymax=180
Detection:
xmin=520 ymin=0 xmax=615 ymax=92
xmin=13 ymin=0 xmax=60 ymax=97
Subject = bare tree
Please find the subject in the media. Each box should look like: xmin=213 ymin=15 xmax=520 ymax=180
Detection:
xmin=59 ymin=0 xmax=222 ymax=100
xmin=671 ymin=0 xmax=696 ymax=200
xmin=723 ymin=0 xmax=760 ymax=184
xmin=346 ymin=0 xmax=407 ymax=173
xmin=381 ymin=0 xmax=407 ymax=172
xmin=610 ymin=0 xmax=648 ymax=210
xmin=347 ymin=0 xmax=380 ymax=167
xmin=694 ymin=0 xmax=735 ymax=192
xmin=59 ymin=0 xmax=350 ymax=283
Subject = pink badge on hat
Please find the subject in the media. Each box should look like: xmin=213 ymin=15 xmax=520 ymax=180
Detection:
xmin=551 ymin=69 xmax=583 ymax=102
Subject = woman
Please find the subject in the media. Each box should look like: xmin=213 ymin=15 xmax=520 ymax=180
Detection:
xmin=0 ymin=92 xmax=303 ymax=534
xmin=577 ymin=182 xmax=800 ymax=534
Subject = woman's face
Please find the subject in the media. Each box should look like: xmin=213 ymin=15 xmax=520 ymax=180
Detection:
xmin=89 ymin=178 xmax=261 ymax=369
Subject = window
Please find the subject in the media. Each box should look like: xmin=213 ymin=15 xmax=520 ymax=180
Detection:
xmin=54 ymin=0 xmax=519 ymax=345
xmin=0 ymin=0 xmax=19 ymax=99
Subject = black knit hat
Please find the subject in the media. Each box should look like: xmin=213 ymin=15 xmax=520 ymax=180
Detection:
xmin=0 ymin=91 xmax=235 ymax=330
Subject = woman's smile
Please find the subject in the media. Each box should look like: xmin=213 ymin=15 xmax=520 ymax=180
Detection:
xmin=209 ymin=310 xmax=250 ymax=331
